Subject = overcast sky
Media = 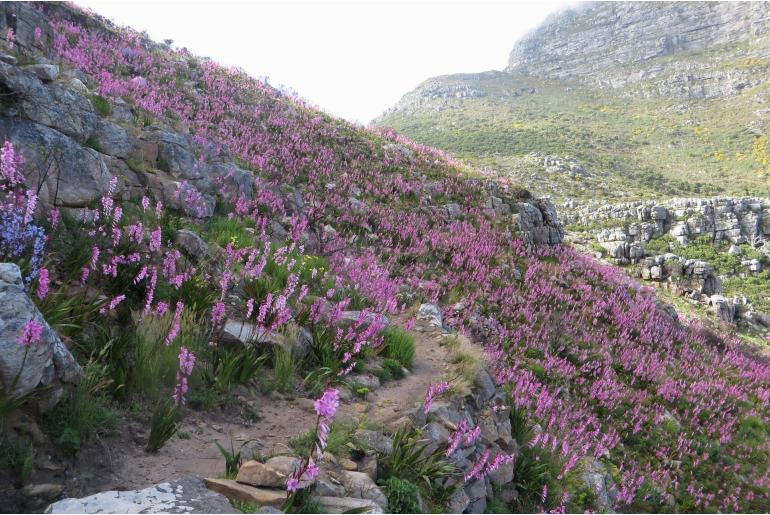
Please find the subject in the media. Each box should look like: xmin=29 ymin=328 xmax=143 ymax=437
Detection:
xmin=76 ymin=1 xmax=568 ymax=123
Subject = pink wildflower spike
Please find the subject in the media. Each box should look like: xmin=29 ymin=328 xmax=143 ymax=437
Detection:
xmin=36 ymin=267 xmax=49 ymax=300
xmin=18 ymin=320 xmax=44 ymax=347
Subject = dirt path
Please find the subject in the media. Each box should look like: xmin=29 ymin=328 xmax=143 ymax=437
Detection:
xmin=62 ymin=318 xmax=452 ymax=498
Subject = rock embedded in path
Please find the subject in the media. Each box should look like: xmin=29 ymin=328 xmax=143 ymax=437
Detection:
xmin=46 ymin=476 xmax=237 ymax=514
xmin=313 ymin=496 xmax=384 ymax=514
xmin=236 ymin=460 xmax=288 ymax=488
xmin=203 ymin=478 xmax=285 ymax=508
xmin=0 ymin=263 xmax=81 ymax=410
xmin=417 ymin=303 xmax=443 ymax=327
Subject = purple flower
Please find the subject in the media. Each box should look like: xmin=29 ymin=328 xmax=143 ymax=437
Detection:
xmin=314 ymin=388 xmax=339 ymax=419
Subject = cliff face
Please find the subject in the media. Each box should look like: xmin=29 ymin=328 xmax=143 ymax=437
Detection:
xmin=507 ymin=2 xmax=770 ymax=100
xmin=510 ymin=3 xmax=770 ymax=75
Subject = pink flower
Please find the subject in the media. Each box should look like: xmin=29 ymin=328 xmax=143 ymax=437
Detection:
xmin=37 ymin=267 xmax=49 ymax=300
xmin=314 ymin=388 xmax=339 ymax=419
xmin=149 ymin=226 xmax=162 ymax=252
xmin=211 ymin=300 xmax=226 ymax=326
xmin=164 ymin=301 xmax=184 ymax=345
xmin=424 ymin=381 xmax=451 ymax=413
xmin=18 ymin=320 xmax=43 ymax=347
xmin=49 ymin=208 xmax=60 ymax=228
xmin=34 ymin=26 xmax=42 ymax=41
xmin=286 ymin=478 xmax=300 ymax=493
xmin=178 ymin=346 xmax=196 ymax=375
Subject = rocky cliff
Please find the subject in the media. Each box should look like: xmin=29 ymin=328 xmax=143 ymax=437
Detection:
xmin=508 ymin=2 xmax=770 ymax=99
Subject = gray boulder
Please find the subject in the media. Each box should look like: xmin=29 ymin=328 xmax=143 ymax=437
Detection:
xmin=45 ymin=476 xmax=238 ymax=514
xmin=333 ymin=471 xmax=388 ymax=509
xmin=153 ymin=130 xmax=202 ymax=181
xmin=22 ymin=64 xmax=59 ymax=82
xmin=0 ymin=61 xmax=97 ymax=143
xmin=352 ymin=429 xmax=393 ymax=455
xmin=0 ymin=118 xmax=111 ymax=207
xmin=417 ymin=303 xmax=442 ymax=327
xmin=175 ymin=229 xmax=210 ymax=262
xmin=0 ymin=263 xmax=81 ymax=410
xmin=95 ymin=120 xmax=134 ymax=159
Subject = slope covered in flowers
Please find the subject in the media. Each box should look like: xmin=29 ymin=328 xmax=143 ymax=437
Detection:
xmin=1 ymin=3 xmax=768 ymax=512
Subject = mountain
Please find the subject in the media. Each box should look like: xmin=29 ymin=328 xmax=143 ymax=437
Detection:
xmin=377 ymin=1 xmax=770 ymax=201
xmin=0 ymin=2 xmax=767 ymax=514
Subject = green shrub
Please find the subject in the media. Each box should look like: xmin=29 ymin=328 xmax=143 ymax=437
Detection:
xmin=91 ymin=94 xmax=111 ymax=116
xmin=85 ymin=135 xmax=103 ymax=152
xmin=382 ymin=477 xmax=422 ymax=513
xmin=146 ymin=398 xmax=180 ymax=453
xmin=383 ymin=327 xmax=416 ymax=368
xmin=0 ymin=436 xmax=35 ymax=487
xmin=378 ymin=426 xmax=458 ymax=502
xmin=485 ymin=497 xmax=510 ymax=514
xmin=290 ymin=422 xmax=353 ymax=458
xmin=273 ymin=346 xmax=295 ymax=393
xmin=215 ymin=437 xmax=255 ymax=478
xmin=209 ymin=347 xmax=266 ymax=392
xmin=382 ymin=357 xmax=405 ymax=379
xmin=41 ymin=361 xmax=118 ymax=455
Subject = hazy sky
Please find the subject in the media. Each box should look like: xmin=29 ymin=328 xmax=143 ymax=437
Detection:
xmin=77 ymin=1 xmax=568 ymax=123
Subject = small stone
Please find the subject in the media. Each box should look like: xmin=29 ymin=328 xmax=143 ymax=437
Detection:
xmin=203 ymin=478 xmax=285 ymax=508
xmin=339 ymin=458 xmax=358 ymax=471
xmin=313 ymin=496 xmax=384 ymax=514
xmin=22 ymin=483 xmax=63 ymax=501
xmin=0 ymin=53 xmax=17 ymax=65
xmin=446 ymin=488 xmax=470 ymax=513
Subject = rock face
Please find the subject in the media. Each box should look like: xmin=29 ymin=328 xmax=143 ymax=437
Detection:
xmin=507 ymin=2 xmax=770 ymax=99
xmin=46 ymin=476 xmax=238 ymax=514
xmin=567 ymin=197 xmax=770 ymax=248
xmin=0 ymin=263 xmax=81 ymax=410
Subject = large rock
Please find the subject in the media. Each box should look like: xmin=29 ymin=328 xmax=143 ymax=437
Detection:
xmin=46 ymin=476 xmax=237 ymax=514
xmin=333 ymin=471 xmax=388 ymax=509
xmin=0 ymin=263 xmax=81 ymax=410
xmin=0 ymin=61 xmax=97 ymax=143
xmin=236 ymin=460 xmax=288 ymax=488
xmin=352 ymin=429 xmax=393 ymax=455
xmin=0 ymin=118 xmax=111 ymax=207
xmin=153 ymin=130 xmax=203 ymax=181
xmin=417 ymin=303 xmax=442 ymax=327
xmin=95 ymin=120 xmax=134 ymax=159
xmin=22 ymin=64 xmax=59 ymax=82
xmin=202 ymin=478 xmax=285 ymax=508
xmin=313 ymin=496 xmax=384 ymax=514
xmin=175 ymin=229 xmax=210 ymax=262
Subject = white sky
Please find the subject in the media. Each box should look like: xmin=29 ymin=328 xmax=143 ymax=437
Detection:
xmin=76 ymin=0 xmax=568 ymax=123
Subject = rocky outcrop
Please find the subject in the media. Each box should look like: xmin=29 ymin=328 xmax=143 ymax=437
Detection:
xmin=46 ymin=476 xmax=238 ymax=514
xmin=507 ymin=2 xmax=770 ymax=100
xmin=0 ymin=263 xmax=81 ymax=410
xmin=567 ymin=197 xmax=770 ymax=249
xmin=637 ymin=255 xmax=721 ymax=297
xmin=514 ymin=198 xmax=564 ymax=246
xmin=0 ymin=3 xmax=255 ymax=213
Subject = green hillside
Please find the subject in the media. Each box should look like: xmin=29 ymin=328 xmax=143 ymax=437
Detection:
xmin=378 ymin=45 xmax=770 ymax=201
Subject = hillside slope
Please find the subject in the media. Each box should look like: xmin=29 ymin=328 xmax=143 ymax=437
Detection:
xmin=378 ymin=2 xmax=770 ymax=201
xmin=0 ymin=2 xmax=767 ymax=514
